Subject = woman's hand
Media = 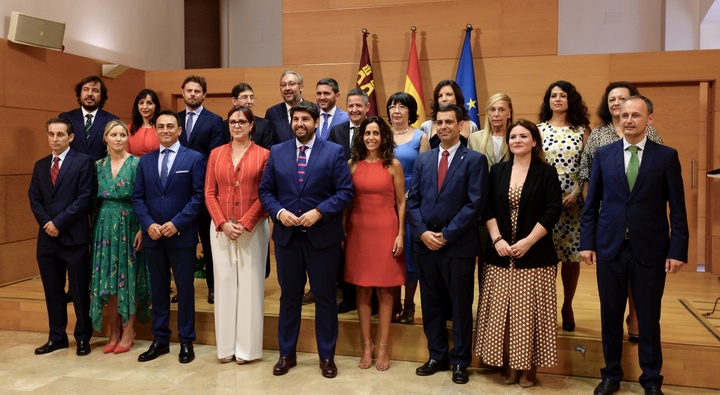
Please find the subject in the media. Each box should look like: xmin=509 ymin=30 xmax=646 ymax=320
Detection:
xmin=221 ymin=221 xmax=245 ymax=240
xmin=494 ymin=239 xmax=513 ymax=257
xmin=509 ymin=238 xmax=533 ymax=258
xmin=562 ymin=192 xmax=579 ymax=209
xmin=134 ymin=230 xmax=143 ymax=252
xmin=392 ymin=234 xmax=404 ymax=257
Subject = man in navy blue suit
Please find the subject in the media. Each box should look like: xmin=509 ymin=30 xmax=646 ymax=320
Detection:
xmin=28 ymin=118 xmax=94 ymax=356
xmin=176 ymin=75 xmax=223 ymax=304
xmin=221 ymin=82 xmax=275 ymax=149
xmin=407 ymin=104 xmax=488 ymax=385
xmin=59 ymin=75 xmax=118 ymax=161
xmin=259 ymin=101 xmax=353 ymax=379
xmin=580 ymin=96 xmax=688 ymax=395
xmin=315 ymin=78 xmax=349 ymax=141
xmin=132 ymin=111 xmax=206 ymax=364
xmin=265 ymin=70 xmax=310 ymax=144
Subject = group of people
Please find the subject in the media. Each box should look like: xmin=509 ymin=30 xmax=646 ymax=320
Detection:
xmin=28 ymin=71 xmax=688 ymax=395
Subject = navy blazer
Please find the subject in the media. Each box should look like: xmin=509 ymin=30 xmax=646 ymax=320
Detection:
xmin=177 ymin=108 xmax=224 ymax=158
xmin=222 ymin=116 xmax=275 ymax=149
xmin=407 ymin=145 xmax=489 ymax=258
xmin=258 ymin=138 xmax=354 ymax=249
xmin=28 ymin=148 xmax=94 ymax=246
xmin=59 ymin=108 xmax=118 ymax=161
xmin=132 ymin=145 xmax=206 ymax=249
xmin=484 ymin=158 xmax=563 ymax=268
xmin=580 ymin=139 xmax=689 ymax=265
xmin=264 ymin=101 xmax=320 ymax=144
xmin=328 ymin=121 xmax=353 ymax=161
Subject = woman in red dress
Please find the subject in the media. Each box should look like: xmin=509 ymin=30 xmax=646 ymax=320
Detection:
xmin=126 ymin=89 xmax=161 ymax=157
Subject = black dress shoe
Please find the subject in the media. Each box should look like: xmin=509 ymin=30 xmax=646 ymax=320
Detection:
xmin=138 ymin=341 xmax=170 ymax=362
xmin=171 ymin=294 xmax=178 ymax=303
xmin=644 ymin=386 xmax=664 ymax=395
xmin=452 ymin=365 xmax=469 ymax=384
xmin=416 ymin=359 xmax=450 ymax=376
xmin=207 ymin=288 xmax=214 ymax=304
xmin=76 ymin=341 xmax=91 ymax=356
xmin=594 ymin=379 xmax=620 ymax=395
xmin=179 ymin=342 xmax=194 ymax=363
xmin=35 ymin=339 xmax=69 ymax=355
xmin=319 ymin=358 xmax=337 ymax=378
xmin=273 ymin=355 xmax=297 ymax=375
xmin=337 ymin=300 xmax=356 ymax=314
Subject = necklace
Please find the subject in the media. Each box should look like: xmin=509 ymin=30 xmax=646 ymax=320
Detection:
xmin=393 ymin=128 xmax=409 ymax=135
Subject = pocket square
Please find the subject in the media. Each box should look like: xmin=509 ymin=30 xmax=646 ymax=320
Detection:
xmin=175 ymin=170 xmax=190 ymax=174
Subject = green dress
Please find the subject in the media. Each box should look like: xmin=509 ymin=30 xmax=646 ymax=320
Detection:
xmin=90 ymin=155 xmax=151 ymax=332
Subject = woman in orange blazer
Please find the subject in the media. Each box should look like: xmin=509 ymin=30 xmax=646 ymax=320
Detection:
xmin=205 ymin=105 xmax=270 ymax=364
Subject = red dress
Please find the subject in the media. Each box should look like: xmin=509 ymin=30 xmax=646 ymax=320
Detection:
xmin=126 ymin=127 xmax=159 ymax=157
xmin=344 ymin=160 xmax=406 ymax=287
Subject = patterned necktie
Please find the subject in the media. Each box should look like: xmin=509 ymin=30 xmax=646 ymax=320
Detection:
xmin=627 ymin=145 xmax=639 ymax=191
xmin=297 ymin=145 xmax=307 ymax=186
xmin=186 ymin=112 xmax=195 ymax=141
xmin=349 ymin=126 xmax=356 ymax=150
xmin=84 ymin=114 xmax=93 ymax=139
xmin=438 ymin=150 xmax=449 ymax=191
xmin=161 ymin=148 xmax=170 ymax=188
xmin=320 ymin=113 xmax=330 ymax=140
xmin=51 ymin=157 xmax=60 ymax=186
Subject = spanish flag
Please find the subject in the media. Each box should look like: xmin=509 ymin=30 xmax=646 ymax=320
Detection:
xmin=404 ymin=30 xmax=426 ymax=129
xmin=356 ymin=31 xmax=378 ymax=116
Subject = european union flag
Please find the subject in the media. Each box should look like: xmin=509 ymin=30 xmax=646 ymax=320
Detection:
xmin=456 ymin=27 xmax=479 ymax=126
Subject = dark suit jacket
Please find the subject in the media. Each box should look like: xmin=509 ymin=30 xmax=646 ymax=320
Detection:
xmin=177 ymin=108 xmax=224 ymax=158
xmin=484 ymin=158 xmax=563 ymax=268
xmin=222 ymin=116 xmax=275 ymax=149
xmin=258 ymin=138 xmax=354 ymax=249
xmin=328 ymin=122 xmax=354 ymax=161
xmin=59 ymin=108 xmax=118 ymax=161
xmin=28 ymin=148 xmax=94 ymax=246
xmin=407 ymin=145 xmax=488 ymax=258
xmin=580 ymin=139 xmax=689 ymax=265
xmin=264 ymin=101 xmax=320 ymax=144
xmin=132 ymin=145 xmax=206 ymax=249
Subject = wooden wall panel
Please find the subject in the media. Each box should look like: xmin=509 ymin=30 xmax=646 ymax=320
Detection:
xmin=0 ymin=176 xmax=36 ymax=245
xmin=0 ymin=240 xmax=39 ymax=285
xmin=282 ymin=0 xmax=557 ymax=66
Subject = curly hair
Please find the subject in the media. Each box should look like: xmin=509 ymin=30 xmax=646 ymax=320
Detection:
xmin=130 ymin=89 xmax=161 ymax=135
xmin=596 ymin=81 xmax=641 ymax=126
xmin=350 ymin=116 xmax=396 ymax=168
xmin=538 ymin=80 xmax=590 ymax=128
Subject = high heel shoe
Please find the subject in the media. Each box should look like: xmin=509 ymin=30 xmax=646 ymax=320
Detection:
xmin=103 ymin=341 xmax=118 ymax=354
xmin=358 ymin=339 xmax=374 ymax=369
xmin=626 ymin=315 xmax=639 ymax=343
xmin=561 ymin=305 xmax=575 ymax=332
xmin=376 ymin=343 xmax=390 ymax=371
xmin=113 ymin=335 xmax=135 ymax=354
xmin=504 ymin=368 xmax=519 ymax=384
xmin=400 ymin=307 xmax=415 ymax=324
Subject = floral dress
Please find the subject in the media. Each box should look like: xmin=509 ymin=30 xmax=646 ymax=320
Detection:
xmin=90 ymin=155 xmax=151 ymax=332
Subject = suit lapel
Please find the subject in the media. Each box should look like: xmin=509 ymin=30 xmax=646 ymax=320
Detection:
xmin=52 ymin=150 xmax=75 ymax=195
xmin=612 ymin=142 xmax=631 ymax=195
xmin=518 ymin=160 xmax=540 ymax=213
xmin=188 ymin=110 xmax=206 ymax=144
xmin=632 ymin=140 xmax=655 ymax=194
xmin=87 ymin=111 xmax=105 ymax=147
xmin=301 ymin=140 xmax=323 ymax=192
xmin=427 ymin=148 xmax=440 ymax=193
xmin=438 ymin=146 xmax=467 ymax=194
xmin=164 ymin=146 xmax=185 ymax=191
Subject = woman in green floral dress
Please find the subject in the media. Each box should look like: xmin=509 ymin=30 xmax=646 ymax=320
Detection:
xmin=90 ymin=120 xmax=151 ymax=354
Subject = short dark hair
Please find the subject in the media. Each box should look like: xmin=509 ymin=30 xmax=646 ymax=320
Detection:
xmin=181 ymin=75 xmax=207 ymax=93
xmin=74 ymin=75 xmax=108 ymax=109
xmin=156 ymin=110 xmax=180 ymax=125
xmin=46 ymin=117 xmax=74 ymax=135
xmin=386 ymin=92 xmax=419 ymax=125
xmin=434 ymin=104 xmax=464 ymax=122
xmin=130 ymin=89 xmax=161 ymax=135
xmin=506 ymin=119 xmax=545 ymax=162
xmin=538 ymin=80 xmax=589 ymax=128
xmin=597 ymin=81 xmax=641 ymax=125
xmin=231 ymin=83 xmax=253 ymax=98
xmin=317 ymin=78 xmax=339 ymax=93
xmin=347 ymin=88 xmax=369 ymax=103
xmin=624 ymin=95 xmax=654 ymax=115
xmin=227 ymin=105 xmax=256 ymax=136
xmin=290 ymin=101 xmax=319 ymax=121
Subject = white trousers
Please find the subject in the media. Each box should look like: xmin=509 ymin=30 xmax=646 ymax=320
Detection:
xmin=210 ymin=218 xmax=269 ymax=360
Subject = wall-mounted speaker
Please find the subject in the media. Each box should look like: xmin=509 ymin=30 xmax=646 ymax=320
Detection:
xmin=7 ymin=11 xmax=65 ymax=51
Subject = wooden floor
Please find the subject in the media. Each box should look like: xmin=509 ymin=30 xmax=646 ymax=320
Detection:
xmin=1 ymin=263 xmax=719 ymax=389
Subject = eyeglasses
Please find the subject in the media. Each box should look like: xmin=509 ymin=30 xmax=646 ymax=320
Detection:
xmin=280 ymin=82 xmax=299 ymax=89
xmin=229 ymin=120 xmax=249 ymax=128
xmin=388 ymin=104 xmax=408 ymax=112
xmin=235 ymin=95 xmax=255 ymax=101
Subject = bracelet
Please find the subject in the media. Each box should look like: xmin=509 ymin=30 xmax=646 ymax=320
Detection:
xmin=492 ymin=235 xmax=503 ymax=245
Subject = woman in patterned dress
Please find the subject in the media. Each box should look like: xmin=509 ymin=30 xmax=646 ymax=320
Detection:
xmin=474 ymin=119 xmax=562 ymax=388
xmin=537 ymin=80 xmax=590 ymax=332
xmin=90 ymin=120 xmax=151 ymax=354
xmin=578 ymin=82 xmax=664 ymax=342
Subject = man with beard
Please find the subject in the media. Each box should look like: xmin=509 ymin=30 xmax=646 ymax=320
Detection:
xmin=176 ymin=75 xmax=223 ymax=304
xmin=315 ymin=78 xmax=349 ymax=141
xmin=60 ymin=75 xmax=118 ymax=161
xmin=222 ymin=82 xmax=275 ymax=149
xmin=259 ymin=101 xmax=353 ymax=379
xmin=265 ymin=70 xmax=316 ymax=144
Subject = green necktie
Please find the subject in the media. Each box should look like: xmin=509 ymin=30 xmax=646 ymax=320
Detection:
xmin=627 ymin=145 xmax=639 ymax=191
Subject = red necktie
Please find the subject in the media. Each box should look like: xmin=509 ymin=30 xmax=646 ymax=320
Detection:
xmin=438 ymin=150 xmax=449 ymax=191
xmin=51 ymin=157 xmax=60 ymax=186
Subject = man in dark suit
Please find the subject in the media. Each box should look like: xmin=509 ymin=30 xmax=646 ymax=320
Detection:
xmin=259 ymin=101 xmax=354 ymax=379
xmin=28 ymin=118 xmax=94 ymax=356
xmin=407 ymin=104 xmax=488 ymax=385
xmin=132 ymin=111 xmax=206 ymax=364
xmin=222 ymin=82 xmax=274 ymax=149
xmin=580 ymin=96 xmax=688 ymax=395
xmin=59 ymin=75 xmax=118 ymax=161
xmin=176 ymin=75 xmax=224 ymax=304
xmin=329 ymin=88 xmax=370 ymax=160
xmin=265 ymin=70 xmax=310 ymax=144
xmin=315 ymin=78 xmax=350 ymax=141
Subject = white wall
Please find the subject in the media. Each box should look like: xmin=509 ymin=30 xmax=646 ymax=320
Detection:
xmin=0 ymin=0 xmax=184 ymax=71
xmin=221 ymin=0 xmax=282 ymax=68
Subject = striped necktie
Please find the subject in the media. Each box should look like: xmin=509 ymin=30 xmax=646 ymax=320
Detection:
xmin=51 ymin=157 xmax=60 ymax=186
xmin=84 ymin=114 xmax=93 ymax=139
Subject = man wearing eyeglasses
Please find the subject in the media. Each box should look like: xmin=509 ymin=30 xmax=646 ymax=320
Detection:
xmin=223 ymin=83 xmax=275 ymax=149
xmin=265 ymin=70 xmax=317 ymax=144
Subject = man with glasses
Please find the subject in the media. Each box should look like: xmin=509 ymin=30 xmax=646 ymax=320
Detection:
xmin=265 ymin=70 xmax=317 ymax=144
xmin=223 ymin=83 xmax=275 ymax=149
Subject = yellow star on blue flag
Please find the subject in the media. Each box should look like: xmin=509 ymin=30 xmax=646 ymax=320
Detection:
xmin=456 ymin=27 xmax=479 ymax=125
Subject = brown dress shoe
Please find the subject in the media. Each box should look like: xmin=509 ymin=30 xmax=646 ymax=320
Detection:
xmin=273 ymin=355 xmax=297 ymax=376
xmin=319 ymin=358 xmax=338 ymax=378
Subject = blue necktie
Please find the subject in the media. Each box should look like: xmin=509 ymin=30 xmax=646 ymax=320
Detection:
xmin=161 ymin=148 xmax=170 ymax=188
xmin=320 ymin=113 xmax=330 ymax=140
xmin=186 ymin=112 xmax=195 ymax=141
